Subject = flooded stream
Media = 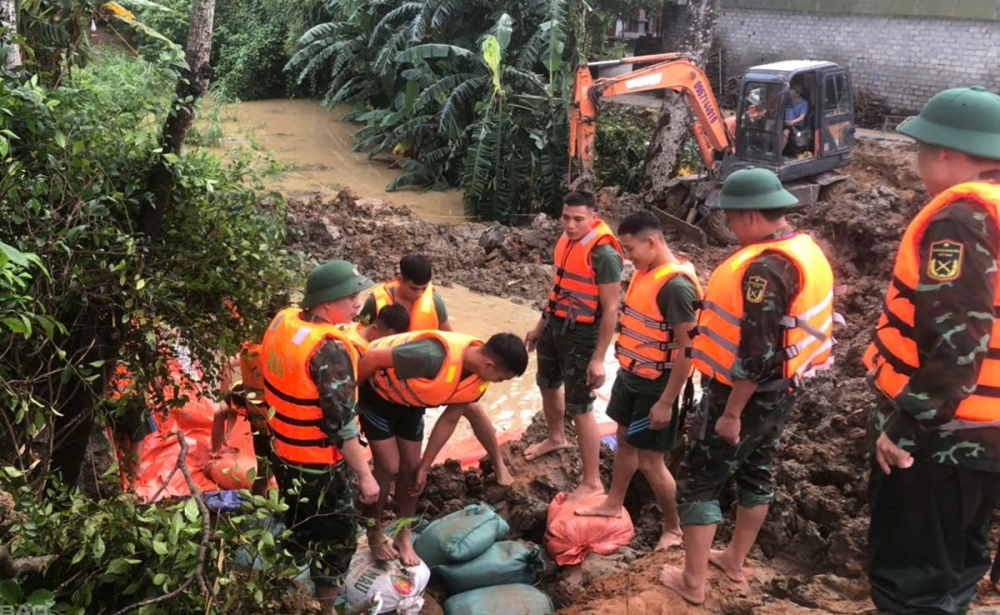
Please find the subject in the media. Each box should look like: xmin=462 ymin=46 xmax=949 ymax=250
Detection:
xmin=208 ymin=99 xmax=466 ymax=223
xmin=212 ymin=98 xmax=617 ymax=449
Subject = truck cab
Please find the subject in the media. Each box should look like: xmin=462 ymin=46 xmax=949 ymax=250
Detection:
xmin=722 ymin=60 xmax=855 ymax=183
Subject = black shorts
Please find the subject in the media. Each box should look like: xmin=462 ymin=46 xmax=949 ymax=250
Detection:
xmin=357 ymin=383 xmax=425 ymax=442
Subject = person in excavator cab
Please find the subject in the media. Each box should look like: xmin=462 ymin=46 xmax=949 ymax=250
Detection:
xmin=360 ymin=253 xmax=516 ymax=487
xmin=782 ymin=85 xmax=809 ymax=154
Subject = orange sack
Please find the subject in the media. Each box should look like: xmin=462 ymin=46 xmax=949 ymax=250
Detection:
xmin=544 ymin=492 xmax=634 ymax=566
xmin=205 ymin=449 xmax=258 ymax=491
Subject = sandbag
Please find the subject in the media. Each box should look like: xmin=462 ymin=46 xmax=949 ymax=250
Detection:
xmin=544 ymin=492 xmax=634 ymax=566
xmin=444 ymin=584 xmax=553 ymax=615
xmin=435 ymin=541 xmax=543 ymax=594
xmin=413 ymin=504 xmax=509 ymax=567
xmin=345 ymin=548 xmax=430 ymax=615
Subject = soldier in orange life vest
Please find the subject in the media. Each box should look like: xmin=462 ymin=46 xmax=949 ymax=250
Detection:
xmin=357 ymin=254 xmax=452 ymax=331
xmin=260 ymin=260 xmax=381 ymax=614
xmin=357 ymin=255 xmax=516 ymax=487
xmin=863 ymin=87 xmax=1000 ymax=615
xmin=575 ymin=211 xmax=702 ymax=552
xmin=523 ymin=190 xmax=624 ymax=502
xmin=356 ymin=330 xmax=529 ymax=567
xmin=661 ymin=168 xmax=837 ymax=605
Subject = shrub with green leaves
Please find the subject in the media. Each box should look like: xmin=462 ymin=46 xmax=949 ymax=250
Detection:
xmin=593 ymin=104 xmax=656 ymax=193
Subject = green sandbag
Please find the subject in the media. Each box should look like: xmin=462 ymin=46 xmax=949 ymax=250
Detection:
xmin=444 ymin=584 xmax=553 ymax=615
xmin=413 ymin=504 xmax=510 ymax=567
xmin=435 ymin=541 xmax=543 ymax=594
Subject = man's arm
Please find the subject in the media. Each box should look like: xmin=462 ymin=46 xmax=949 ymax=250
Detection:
xmin=308 ymin=339 xmax=378 ymax=501
xmin=434 ymin=292 xmax=453 ymax=331
xmin=357 ymin=348 xmax=395 ymax=383
xmin=593 ymin=281 xmax=620 ymax=361
xmin=410 ymin=403 xmax=468 ymax=496
xmin=588 ymin=243 xmax=623 ymax=388
xmin=883 ymin=203 xmax=999 ymax=448
xmin=658 ymin=322 xmax=697 ymax=407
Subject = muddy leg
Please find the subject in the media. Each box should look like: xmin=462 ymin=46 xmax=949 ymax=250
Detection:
xmin=661 ymin=523 xmax=714 ymax=605
xmin=524 ymin=387 xmax=569 ymax=460
xmin=365 ymin=438 xmax=399 ymax=562
xmin=577 ymin=425 xmax=633 ymax=516
xmin=710 ymin=504 xmax=768 ymax=583
xmin=568 ymin=410 xmax=605 ymax=501
xmin=637 ymin=449 xmax=683 ymax=550
xmin=392 ymin=438 xmax=423 ymax=567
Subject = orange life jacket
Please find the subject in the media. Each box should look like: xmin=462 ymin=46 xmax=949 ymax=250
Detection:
xmin=864 ymin=181 xmax=1000 ymax=430
xmin=690 ymin=232 xmax=836 ymax=392
xmin=546 ymin=220 xmax=623 ymax=325
xmin=368 ymin=331 xmax=488 ymax=407
xmin=616 ymin=259 xmax=704 ymax=379
xmin=339 ymin=322 xmax=371 ymax=356
xmin=261 ymin=308 xmax=360 ymax=466
xmin=371 ymin=280 xmax=441 ymax=330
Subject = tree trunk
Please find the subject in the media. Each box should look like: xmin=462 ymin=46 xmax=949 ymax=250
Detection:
xmin=140 ymin=0 xmax=216 ymax=241
xmin=0 ymin=0 xmax=22 ymax=70
xmin=640 ymin=0 xmax=718 ymax=209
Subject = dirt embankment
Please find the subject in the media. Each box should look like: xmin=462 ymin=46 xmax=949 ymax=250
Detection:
xmin=281 ymin=140 xmax=1000 ymax=614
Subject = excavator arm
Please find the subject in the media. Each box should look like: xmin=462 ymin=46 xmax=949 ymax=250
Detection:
xmin=569 ymin=55 xmax=735 ymax=184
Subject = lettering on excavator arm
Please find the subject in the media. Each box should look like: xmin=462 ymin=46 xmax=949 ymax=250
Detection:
xmin=693 ymin=81 xmax=719 ymax=125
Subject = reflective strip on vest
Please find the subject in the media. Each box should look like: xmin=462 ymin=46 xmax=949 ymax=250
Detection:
xmin=546 ymin=220 xmax=623 ymax=325
xmin=368 ymin=331 xmax=489 ymax=407
xmin=371 ymin=281 xmax=440 ymax=330
xmin=615 ymin=260 xmax=704 ymax=379
xmin=690 ymin=232 xmax=836 ymax=393
xmin=261 ymin=307 xmax=357 ymax=466
xmin=864 ymin=181 xmax=1000 ymax=429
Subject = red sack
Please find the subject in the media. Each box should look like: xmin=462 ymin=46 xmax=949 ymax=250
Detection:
xmin=544 ymin=492 xmax=634 ymax=566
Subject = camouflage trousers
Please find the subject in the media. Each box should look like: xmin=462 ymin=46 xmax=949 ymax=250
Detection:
xmin=535 ymin=317 xmax=598 ymax=415
xmin=280 ymin=461 xmax=359 ymax=588
xmin=675 ymin=378 xmax=797 ymax=526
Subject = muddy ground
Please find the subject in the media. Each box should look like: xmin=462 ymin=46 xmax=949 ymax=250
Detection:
xmin=279 ymin=139 xmax=1000 ymax=613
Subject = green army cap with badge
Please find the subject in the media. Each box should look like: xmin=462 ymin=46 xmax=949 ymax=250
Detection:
xmin=898 ymin=86 xmax=1000 ymax=160
xmin=718 ymin=167 xmax=800 ymax=211
xmin=300 ymin=260 xmax=373 ymax=309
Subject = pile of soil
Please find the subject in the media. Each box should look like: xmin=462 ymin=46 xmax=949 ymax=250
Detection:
xmin=284 ymin=190 xmax=562 ymax=309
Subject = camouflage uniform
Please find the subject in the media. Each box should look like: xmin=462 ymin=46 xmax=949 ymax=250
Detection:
xmin=676 ymin=230 xmax=802 ymax=526
xmin=536 ymin=244 xmax=623 ymax=414
xmin=867 ymin=192 xmax=1000 ymax=615
xmin=280 ymin=313 xmax=363 ymax=588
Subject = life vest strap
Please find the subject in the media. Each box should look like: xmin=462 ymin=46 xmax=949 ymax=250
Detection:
xmin=271 ymin=430 xmax=331 ymax=449
xmin=555 ymin=268 xmax=596 ymax=285
xmin=701 ymin=300 xmax=742 ymax=327
xmin=264 ymin=377 xmax=321 ymax=408
xmin=622 ymin=305 xmax=671 ymax=331
xmin=689 ymin=347 xmax=733 ymax=382
xmin=693 ymin=325 xmax=739 ymax=354
xmin=779 ymin=315 xmax=831 ymax=343
xmin=616 ymin=344 xmax=670 ymax=372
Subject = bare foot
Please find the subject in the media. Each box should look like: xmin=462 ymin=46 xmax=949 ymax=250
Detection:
xmin=495 ymin=459 xmax=514 ymax=487
xmin=709 ymin=549 xmax=747 ymax=583
xmin=660 ymin=565 xmax=706 ymax=605
xmin=574 ymin=497 xmax=623 ymax=517
xmin=524 ymin=437 xmax=567 ymax=461
xmin=368 ymin=530 xmax=398 ymax=562
xmin=393 ymin=530 xmax=421 ymax=567
xmin=654 ymin=529 xmax=683 ymax=551
xmin=566 ymin=482 xmax=605 ymax=502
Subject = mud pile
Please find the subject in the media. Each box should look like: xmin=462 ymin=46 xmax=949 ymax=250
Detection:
xmin=285 ymin=190 xmax=561 ymax=308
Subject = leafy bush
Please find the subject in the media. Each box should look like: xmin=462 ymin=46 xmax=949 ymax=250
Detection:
xmin=0 ymin=26 xmax=302 ymax=613
xmin=593 ymin=104 xmax=656 ymax=193
xmin=287 ymin=0 xmax=585 ymax=222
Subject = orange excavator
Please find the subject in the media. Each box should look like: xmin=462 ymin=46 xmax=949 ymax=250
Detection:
xmin=570 ymin=54 xmax=856 ymax=242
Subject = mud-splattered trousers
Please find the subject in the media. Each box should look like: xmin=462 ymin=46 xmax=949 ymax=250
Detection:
xmin=675 ymin=378 xmax=797 ymax=525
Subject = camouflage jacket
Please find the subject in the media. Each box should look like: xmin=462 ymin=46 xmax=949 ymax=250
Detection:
xmin=867 ymin=195 xmax=1000 ymax=471
xmin=301 ymin=313 xmax=361 ymax=448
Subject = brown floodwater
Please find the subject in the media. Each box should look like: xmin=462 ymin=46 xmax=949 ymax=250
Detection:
xmin=210 ymin=98 xmax=618 ymax=448
xmin=207 ymin=98 xmax=466 ymax=223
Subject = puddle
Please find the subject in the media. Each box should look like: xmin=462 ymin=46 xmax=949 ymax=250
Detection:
xmin=204 ymin=98 xmax=466 ymax=223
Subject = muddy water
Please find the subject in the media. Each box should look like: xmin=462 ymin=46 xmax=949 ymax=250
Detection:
xmin=360 ymin=285 xmax=619 ymax=446
xmin=211 ymin=99 xmax=466 ymax=223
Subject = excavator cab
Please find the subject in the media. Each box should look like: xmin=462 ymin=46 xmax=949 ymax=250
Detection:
xmin=724 ymin=61 xmax=855 ymax=184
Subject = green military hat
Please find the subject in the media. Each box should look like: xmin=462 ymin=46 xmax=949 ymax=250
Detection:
xmin=719 ymin=167 xmax=799 ymax=210
xmin=898 ymin=86 xmax=1000 ymax=160
xmin=300 ymin=260 xmax=373 ymax=309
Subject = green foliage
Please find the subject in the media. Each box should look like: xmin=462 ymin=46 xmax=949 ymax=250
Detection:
xmin=2 ymin=469 xmax=310 ymax=614
xmin=287 ymin=0 xmax=586 ymax=222
xmin=593 ymin=104 xmax=656 ymax=193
